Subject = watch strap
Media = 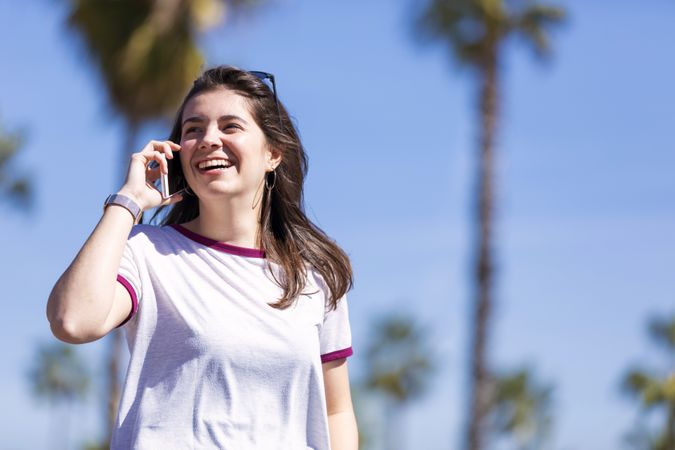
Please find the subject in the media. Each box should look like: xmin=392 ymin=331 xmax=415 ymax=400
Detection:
xmin=104 ymin=194 xmax=142 ymax=223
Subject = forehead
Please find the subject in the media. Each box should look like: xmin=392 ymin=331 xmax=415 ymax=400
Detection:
xmin=182 ymin=88 xmax=254 ymax=121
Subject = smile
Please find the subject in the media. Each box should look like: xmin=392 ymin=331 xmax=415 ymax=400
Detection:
xmin=197 ymin=159 xmax=234 ymax=170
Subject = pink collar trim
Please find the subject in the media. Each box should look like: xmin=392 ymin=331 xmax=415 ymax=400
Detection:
xmin=170 ymin=224 xmax=266 ymax=259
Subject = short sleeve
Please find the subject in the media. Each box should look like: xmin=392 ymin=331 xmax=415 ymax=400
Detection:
xmin=320 ymin=292 xmax=353 ymax=363
xmin=115 ymin=236 xmax=142 ymax=328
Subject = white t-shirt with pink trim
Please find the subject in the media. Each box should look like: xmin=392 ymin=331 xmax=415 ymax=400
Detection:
xmin=110 ymin=224 xmax=353 ymax=450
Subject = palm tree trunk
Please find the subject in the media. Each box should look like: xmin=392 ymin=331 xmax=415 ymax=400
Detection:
xmin=48 ymin=401 xmax=59 ymax=450
xmin=384 ymin=397 xmax=401 ymax=450
xmin=106 ymin=328 xmax=123 ymax=444
xmin=466 ymin=39 xmax=499 ymax=450
xmin=666 ymin=402 xmax=675 ymax=450
xmin=105 ymin=122 xmax=139 ymax=445
xmin=64 ymin=399 xmax=72 ymax=450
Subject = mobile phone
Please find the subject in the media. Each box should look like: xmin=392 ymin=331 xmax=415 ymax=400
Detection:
xmin=160 ymin=172 xmax=170 ymax=198
xmin=149 ymin=161 xmax=174 ymax=199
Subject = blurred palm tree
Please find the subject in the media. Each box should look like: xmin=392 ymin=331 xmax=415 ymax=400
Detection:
xmin=487 ymin=367 xmax=554 ymax=450
xmin=362 ymin=312 xmax=437 ymax=450
xmin=61 ymin=0 xmax=260 ymax=444
xmin=0 ymin=117 xmax=31 ymax=210
xmin=350 ymin=383 xmax=379 ymax=450
xmin=622 ymin=314 xmax=675 ymax=450
xmin=65 ymin=0 xmax=227 ymax=175
xmin=27 ymin=341 xmax=90 ymax=450
xmin=414 ymin=2 xmax=565 ymax=449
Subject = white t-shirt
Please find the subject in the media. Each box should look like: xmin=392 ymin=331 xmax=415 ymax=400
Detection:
xmin=110 ymin=224 xmax=353 ymax=450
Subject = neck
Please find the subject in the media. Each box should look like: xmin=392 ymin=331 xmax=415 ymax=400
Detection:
xmin=185 ymin=189 xmax=265 ymax=250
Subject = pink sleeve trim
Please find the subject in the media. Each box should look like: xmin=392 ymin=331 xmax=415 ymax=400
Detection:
xmin=115 ymin=275 xmax=139 ymax=328
xmin=321 ymin=347 xmax=353 ymax=363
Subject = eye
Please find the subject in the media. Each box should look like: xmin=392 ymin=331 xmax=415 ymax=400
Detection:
xmin=183 ymin=126 xmax=201 ymax=136
xmin=222 ymin=123 xmax=241 ymax=132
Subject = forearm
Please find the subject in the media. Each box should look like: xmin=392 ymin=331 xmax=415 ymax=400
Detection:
xmin=47 ymin=204 xmax=134 ymax=342
xmin=328 ymin=409 xmax=359 ymax=450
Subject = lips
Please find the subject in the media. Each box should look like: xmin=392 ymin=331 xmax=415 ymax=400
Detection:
xmin=194 ymin=157 xmax=237 ymax=178
xmin=196 ymin=158 xmax=234 ymax=171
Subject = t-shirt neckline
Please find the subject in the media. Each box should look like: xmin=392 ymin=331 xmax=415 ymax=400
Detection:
xmin=169 ymin=224 xmax=266 ymax=259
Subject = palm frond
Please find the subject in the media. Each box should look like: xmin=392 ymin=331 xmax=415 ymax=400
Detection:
xmin=487 ymin=367 xmax=555 ymax=446
xmin=415 ymin=0 xmax=495 ymax=67
xmin=27 ymin=341 xmax=90 ymax=404
xmin=0 ymin=118 xmax=32 ymax=210
xmin=624 ymin=369 xmax=668 ymax=408
xmin=511 ymin=4 xmax=566 ymax=58
xmin=416 ymin=0 xmax=565 ymax=67
xmin=66 ymin=0 xmax=205 ymax=124
xmin=648 ymin=314 xmax=675 ymax=352
xmin=363 ymin=312 xmax=437 ymax=406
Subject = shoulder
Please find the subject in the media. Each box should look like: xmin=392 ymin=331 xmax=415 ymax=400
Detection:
xmin=129 ymin=223 xmax=156 ymax=238
xmin=305 ymin=266 xmax=327 ymax=294
xmin=305 ymin=266 xmax=349 ymax=312
xmin=126 ymin=224 xmax=177 ymax=250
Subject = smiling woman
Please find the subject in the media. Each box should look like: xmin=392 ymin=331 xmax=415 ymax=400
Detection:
xmin=46 ymin=66 xmax=358 ymax=450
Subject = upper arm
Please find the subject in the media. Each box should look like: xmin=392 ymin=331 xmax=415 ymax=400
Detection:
xmin=322 ymin=358 xmax=354 ymax=415
xmin=99 ymin=278 xmax=137 ymax=336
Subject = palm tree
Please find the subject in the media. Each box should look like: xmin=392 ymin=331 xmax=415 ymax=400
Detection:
xmin=414 ymin=2 xmax=565 ymax=449
xmin=361 ymin=312 xmax=437 ymax=450
xmin=487 ymin=367 xmax=555 ymax=450
xmin=65 ymin=0 xmax=215 ymax=176
xmin=350 ymin=383 xmax=380 ymax=450
xmin=27 ymin=341 xmax=90 ymax=450
xmin=0 ymin=116 xmax=31 ymax=209
xmin=62 ymin=0 xmax=259 ymax=443
xmin=622 ymin=314 xmax=675 ymax=450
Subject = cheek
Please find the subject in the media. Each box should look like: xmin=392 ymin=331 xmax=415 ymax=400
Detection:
xmin=177 ymin=152 xmax=193 ymax=176
xmin=179 ymin=136 xmax=195 ymax=148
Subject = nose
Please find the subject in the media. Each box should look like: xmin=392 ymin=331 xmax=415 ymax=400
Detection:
xmin=198 ymin=124 xmax=222 ymax=150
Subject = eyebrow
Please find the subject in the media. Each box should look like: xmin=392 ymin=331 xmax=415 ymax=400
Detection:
xmin=182 ymin=114 xmax=249 ymax=127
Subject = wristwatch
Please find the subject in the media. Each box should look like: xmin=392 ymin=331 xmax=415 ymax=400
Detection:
xmin=104 ymin=193 xmax=142 ymax=224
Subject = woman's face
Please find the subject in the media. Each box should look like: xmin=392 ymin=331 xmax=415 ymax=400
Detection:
xmin=179 ymin=87 xmax=279 ymax=201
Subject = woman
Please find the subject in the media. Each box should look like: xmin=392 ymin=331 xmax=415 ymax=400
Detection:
xmin=47 ymin=66 xmax=358 ymax=450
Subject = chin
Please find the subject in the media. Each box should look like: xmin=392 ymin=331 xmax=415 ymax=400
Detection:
xmin=195 ymin=185 xmax=247 ymax=199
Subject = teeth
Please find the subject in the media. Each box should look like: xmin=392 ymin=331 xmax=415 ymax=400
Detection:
xmin=198 ymin=159 xmax=233 ymax=170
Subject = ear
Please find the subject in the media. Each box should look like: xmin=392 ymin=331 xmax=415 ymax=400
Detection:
xmin=266 ymin=147 xmax=283 ymax=170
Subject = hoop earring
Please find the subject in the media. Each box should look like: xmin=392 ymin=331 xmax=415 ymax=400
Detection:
xmin=265 ymin=169 xmax=277 ymax=191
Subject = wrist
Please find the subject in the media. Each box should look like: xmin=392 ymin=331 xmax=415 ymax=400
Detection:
xmin=115 ymin=189 xmax=144 ymax=209
xmin=104 ymin=193 xmax=143 ymax=224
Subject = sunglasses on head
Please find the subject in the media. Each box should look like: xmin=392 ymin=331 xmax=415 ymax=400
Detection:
xmin=248 ymin=70 xmax=282 ymax=127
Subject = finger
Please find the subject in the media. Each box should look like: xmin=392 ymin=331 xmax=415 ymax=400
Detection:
xmin=155 ymin=141 xmax=174 ymax=159
xmin=160 ymin=192 xmax=184 ymax=207
xmin=143 ymin=141 xmax=169 ymax=160
xmin=151 ymin=140 xmax=176 ymax=155
xmin=149 ymin=150 xmax=168 ymax=174
xmin=128 ymin=152 xmax=152 ymax=178
xmin=165 ymin=140 xmax=181 ymax=151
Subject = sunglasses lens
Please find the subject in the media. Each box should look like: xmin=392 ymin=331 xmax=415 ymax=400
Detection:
xmin=250 ymin=71 xmax=274 ymax=92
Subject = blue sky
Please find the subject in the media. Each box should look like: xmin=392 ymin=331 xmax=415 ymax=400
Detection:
xmin=1 ymin=1 xmax=674 ymax=449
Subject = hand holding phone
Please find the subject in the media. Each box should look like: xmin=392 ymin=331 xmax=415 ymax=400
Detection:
xmin=117 ymin=140 xmax=182 ymax=211
xmin=149 ymin=161 xmax=176 ymax=199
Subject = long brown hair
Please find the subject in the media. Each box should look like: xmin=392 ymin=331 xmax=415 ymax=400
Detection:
xmin=150 ymin=65 xmax=353 ymax=311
